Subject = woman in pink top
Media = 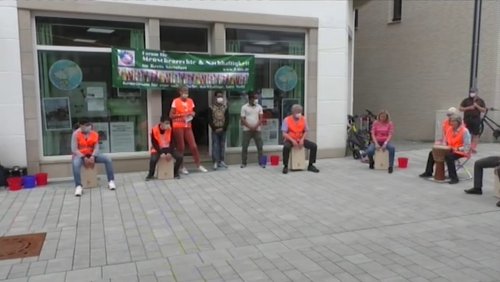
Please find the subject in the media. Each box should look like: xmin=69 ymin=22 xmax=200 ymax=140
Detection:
xmin=366 ymin=110 xmax=396 ymax=173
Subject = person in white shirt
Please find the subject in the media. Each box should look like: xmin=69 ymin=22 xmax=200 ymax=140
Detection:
xmin=240 ymin=92 xmax=264 ymax=168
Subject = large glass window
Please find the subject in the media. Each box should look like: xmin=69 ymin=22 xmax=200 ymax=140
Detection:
xmin=36 ymin=18 xmax=147 ymax=156
xmin=226 ymin=28 xmax=305 ymax=55
xmin=160 ymin=26 xmax=209 ymax=52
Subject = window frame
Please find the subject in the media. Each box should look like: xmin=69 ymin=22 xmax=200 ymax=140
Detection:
xmin=390 ymin=0 xmax=402 ymax=23
xmin=159 ymin=22 xmax=211 ymax=54
xmin=33 ymin=14 xmax=150 ymax=161
xmin=223 ymin=25 xmax=308 ymax=151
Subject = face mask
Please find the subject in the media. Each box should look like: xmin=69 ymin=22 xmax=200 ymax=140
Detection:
xmin=216 ymin=97 xmax=224 ymax=104
xmin=294 ymin=113 xmax=302 ymax=119
xmin=470 ymin=93 xmax=476 ymax=98
xmin=81 ymin=126 xmax=91 ymax=133
xmin=181 ymin=94 xmax=189 ymax=99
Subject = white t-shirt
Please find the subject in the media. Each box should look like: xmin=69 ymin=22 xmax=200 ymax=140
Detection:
xmin=241 ymin=103 xmax=263 ymax=131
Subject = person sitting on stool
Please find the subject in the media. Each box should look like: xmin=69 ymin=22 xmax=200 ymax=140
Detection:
xmin=366 ymin=110 xmax=396 ymax=173
xmin=419 ymin=115 xmax=471 ymax=184
xmin=464 ymin=156 xmax=500 ymax=207
xmin=281 ymin=104 xmax=319 ymax=174
xmin=72 ymin=119 xmax=116 ymax=197
xmin=145 ymin=116 xmax=183 ymax=181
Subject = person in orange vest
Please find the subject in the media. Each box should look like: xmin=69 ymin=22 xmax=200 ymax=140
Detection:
xmin=281 ymin=104 xmax=319 ymax=174
xmin=420 ymin=115 xmax=471 ymax=184
xmin=145 ymin=116 xmax=183 ymax=181
xmin=440 ymin=107 xmax=460 ymax=143
xmin=169 ymin=85 xmax=207 ymax=174
xmin=71 ymin=119 xmax=116 ymax=197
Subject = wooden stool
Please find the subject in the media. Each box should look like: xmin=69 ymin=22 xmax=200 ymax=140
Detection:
xmin=289 ymin=147 xmax=306 ymax=170
xmin=156 ymin=157 xmax=174 ymax=180
xmin=374 ymin=150 xmax=389 ymax=170
xmin=81 ymin=166 xmax=98 ymax=188
xmin=494 ymin=171 xmax=500 ymax=199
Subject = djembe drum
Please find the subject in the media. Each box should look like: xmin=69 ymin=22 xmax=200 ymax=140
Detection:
xmin=432 ymin=145 xmax=451 ymax=181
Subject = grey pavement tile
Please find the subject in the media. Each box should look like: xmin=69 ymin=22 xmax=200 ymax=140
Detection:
xmin=65 ymin=267 xmax=102 ymax=282
xmin=102 ymin=262 xmax=137 ymax=279
xmin=28 ymin=272 xmax=66 ymax=282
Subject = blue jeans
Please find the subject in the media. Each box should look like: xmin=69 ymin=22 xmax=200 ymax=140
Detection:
xmin=366 ymin=143 xmax=396 ymax=167
xmin=72 ymin=154 xmax=115 ymax=186
xmin=212 ymin=130 xmax=226 ymax=163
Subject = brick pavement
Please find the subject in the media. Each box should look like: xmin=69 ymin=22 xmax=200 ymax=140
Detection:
xmin=0 ymin=144 xmax=499 ymax=282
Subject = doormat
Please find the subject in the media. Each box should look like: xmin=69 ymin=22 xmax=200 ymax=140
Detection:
xmin=0 ymin=233 xmax=46 ymax=260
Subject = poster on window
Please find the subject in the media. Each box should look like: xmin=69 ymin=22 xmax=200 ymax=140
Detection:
xmin=110 ymin=122 xmax=135 ymax=153
xmin=261 ymin=118 xmax=280 ymax=145
xmin=43 ymin=97 xmax=72 ymax=131
xmin=112 ymin=48 xmax=255 ymax=91
xmin=92 ymin=122 xmax=110 ymax=153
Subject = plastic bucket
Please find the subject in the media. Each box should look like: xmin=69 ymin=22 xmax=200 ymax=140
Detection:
xmin=398 ymin=157 xmax=409 ymax=168
xmin=270 ymin=155 xmax=280 ymax=166
xmin=7 ymin=177 xmax=23 ymax=191
xmin=259 ymin=155 xmax=268 ymax=166
xmin=22 ymin=176 xmax=36 ymax=189
xmin=35 ymin=173 xmax=48 ymax=186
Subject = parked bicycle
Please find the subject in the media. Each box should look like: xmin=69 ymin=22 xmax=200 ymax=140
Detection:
xmin=479 ymin=107 xmax=500 ymax=139
xmin=346 ymin=109 xmax=376 ymax=159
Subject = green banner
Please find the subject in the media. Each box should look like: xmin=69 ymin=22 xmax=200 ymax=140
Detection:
xmin=112 ymin=48 xmax=255 ymax=91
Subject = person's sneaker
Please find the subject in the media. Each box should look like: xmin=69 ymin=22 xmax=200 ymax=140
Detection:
xmin=464 ymin=187 xmax=482 ymax=195
xmin=282 ymin=166 xmax=288 ymax=174
xmin=181 ymin=167 xmax=189 ymax=175
xmin=496 ymin=200 xmax=500 ymax=207
xmin=448 ymin=178 xmax=459 ymax=185
xmin=213 ymin=162 xmax=218 ymax=170
xmin=198 ymin=166 xmax=208 ymax=172
xmin=219 ymin=161 xmax=228 ymax=168
xmin=145 ymin=175 xmax=155 ymax=181
xmin=419 ymin=172 xmax=432 ymax=178
xmin=240 ymin=164 xmax=246 ymax=168
xmin=108 ymin=180 xmax=116 ymax=190
xmin=369 ymin=162 xmax=374 ymax=169
xmin=308 ymin=164 xmax=320 ymax=173
xmin=388 ymin=167 xmax=393 ymax=174
xmin=75 ymin=185 xmax=83 ymax=197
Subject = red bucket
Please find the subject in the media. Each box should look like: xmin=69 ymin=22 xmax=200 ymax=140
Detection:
xmin=270 ymin=155 xmax=280 ymax=166
xmin=35 ymin=173 xmax=48 ymax=186
xmin=398 ymin=157 xmax=409 ymax=168
xmin=7 ymin=177 xmax=23 ymax=191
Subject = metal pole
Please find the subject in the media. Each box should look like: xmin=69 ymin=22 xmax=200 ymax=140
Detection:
xmin=470 ymin=0 xmax=482 ymax=90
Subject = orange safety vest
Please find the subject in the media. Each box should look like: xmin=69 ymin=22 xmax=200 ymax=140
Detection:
xmin=445 ymin=126 xmax=467 ymax=157
xmin=442 ymin=119 xmax=452 ymax=138
xmin=286 ymin=115 xmax=306 ymax=141
xmin=151 ymin=125 xmax=171 ymax=154
xmin=171 ymin=98 xmax=195 ymax=129
xmin=76 ymin=131 xmax=99 ymax=156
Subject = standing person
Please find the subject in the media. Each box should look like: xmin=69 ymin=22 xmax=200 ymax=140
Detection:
xmin=145 ymin=116 xmax=183 ymax=181
xmin=72 ymin=119 xmax=116 ymax=197
xmin=366 ymin=110 xmax=396 ymax=173
xmin=169 ymin=85 xmax=208 ymax=174
xmin=240 ymin=92 xmax=264 ymax=168
xmin=281 ymin=104 xmax=319 ymax=174
xmin=208 ymin=91 xmax=229 ymax=170
xmin=460 ymin=87 xmax=486 ymax=153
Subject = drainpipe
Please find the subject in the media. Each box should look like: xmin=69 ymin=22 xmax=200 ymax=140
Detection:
xmin=470 ymin=0 xmax=482 ymax=90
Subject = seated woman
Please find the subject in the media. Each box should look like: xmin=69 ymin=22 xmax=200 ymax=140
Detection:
xmin=419 ymin=115 xmax=471 ymax=184
xmin=366 ymin=110 xmax=396 ymax=173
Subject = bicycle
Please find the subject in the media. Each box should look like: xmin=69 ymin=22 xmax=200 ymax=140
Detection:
xmin=346 ymin=109 xmax=376 ymax=159
xmin=479 ymin=107 xmax=500 ymax=139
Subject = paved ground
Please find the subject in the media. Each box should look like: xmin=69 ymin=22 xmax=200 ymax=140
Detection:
xmin=0 ymin=143 xmax=500 ymax=282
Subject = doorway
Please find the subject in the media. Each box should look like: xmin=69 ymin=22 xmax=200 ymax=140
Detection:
xmin=161 ymin=89 xmax=210 ymax=157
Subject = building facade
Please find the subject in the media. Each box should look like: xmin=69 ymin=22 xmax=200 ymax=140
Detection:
xmin=354 ymin=0 xmax=500 ymax=141
xmin=0 ymin=0 xmax=359 ymax=178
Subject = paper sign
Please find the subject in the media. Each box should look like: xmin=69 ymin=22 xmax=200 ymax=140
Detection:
xmin=110 ymin=122 xmax=135 ymax=153
xmin=261 ymin=88 xmax=274 ymax=98
xmin=86 ymin=86 xmax=104 ymax=98
xmin=87 ymin=98 xmax=105 ymax=112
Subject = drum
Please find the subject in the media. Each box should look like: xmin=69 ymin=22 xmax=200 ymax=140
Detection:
xmin=432 ymin=145 xmax=451 ymax=181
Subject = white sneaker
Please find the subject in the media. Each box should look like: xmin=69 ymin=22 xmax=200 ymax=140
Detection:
xmin=75 ymin=185 xmax=83 ymax=197
xmin=198 ymin=165 xmax=208 ymax=173
xmin=213 ymin=162 xmax=218 ymax=170
xmin=181 ymin=167 xmax=189 ymax=175
xmin=219 ymin=161 xmax=228 ymax=168
xmin=108 ymin=180 xmax=116 ymax=190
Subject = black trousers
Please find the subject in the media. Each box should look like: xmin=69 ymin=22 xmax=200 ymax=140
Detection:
xmin=473 ymin=156 xmax=500 ymax=189
xmin=148 ymin=148 xmax=183 ymax=177
xmin=424 ymin=151 xmax=461 ymax=180
xmin=282 ymin=139 xmax=317 ymax=167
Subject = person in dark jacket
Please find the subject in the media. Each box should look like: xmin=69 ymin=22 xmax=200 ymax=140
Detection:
xmin=208 ymin=91 xmax=229 ymax=170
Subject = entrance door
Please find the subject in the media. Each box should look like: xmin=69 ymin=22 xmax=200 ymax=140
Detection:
xmin=161 ymin=89 xmax=209 ymax=156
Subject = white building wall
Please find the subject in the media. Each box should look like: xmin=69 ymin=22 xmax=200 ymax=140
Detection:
xmin=101 ymin=0 xmax=353 ymax=150
xmin=0 ymin=0 xmax=27 ymax=167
